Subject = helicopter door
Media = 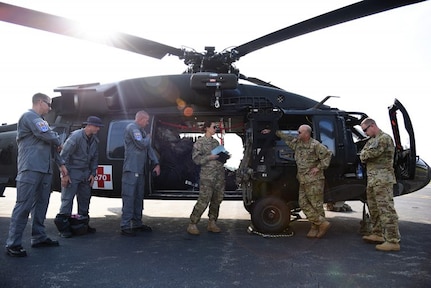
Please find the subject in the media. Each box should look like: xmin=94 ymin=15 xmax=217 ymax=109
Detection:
xmin=388 ymin=99 xmax=416 ymax=179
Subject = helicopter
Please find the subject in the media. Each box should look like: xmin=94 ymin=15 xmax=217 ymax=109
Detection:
xmin=0 ymin=0 xmax=430 ymax=233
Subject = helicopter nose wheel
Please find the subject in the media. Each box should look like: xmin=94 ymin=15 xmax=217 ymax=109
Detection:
xmin=251 ymin=197 xmax=290 ymax=234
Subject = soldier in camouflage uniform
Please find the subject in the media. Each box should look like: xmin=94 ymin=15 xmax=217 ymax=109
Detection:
xmin=263 ymin=124 xmax=332 ymax=238
xmin=187 ymin=121 xmax=225 ymax=235
xmin=360 ymin=118 xmax=401 ymax=251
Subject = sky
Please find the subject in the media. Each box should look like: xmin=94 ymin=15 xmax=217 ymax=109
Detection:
xmin=1 ymin=0 xmax=431 ymax=162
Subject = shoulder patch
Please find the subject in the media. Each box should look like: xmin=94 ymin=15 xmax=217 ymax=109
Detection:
xmin=133 ymin=129 xmax=143 ymax=141
xmin=35 ymin=119 xmax=50 ymax=132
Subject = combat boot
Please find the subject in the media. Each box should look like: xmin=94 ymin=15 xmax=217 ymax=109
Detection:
xmin=306 ymin=224 xmax=319 ymax=238
xmin=362 ymin=234 xmax=384 ymax=244
xmin=316 ymin=220 xmax=331 ymax=238
xmin=207 ymin=220 xmax=221 ymax=233
xmin=187 ymin=223 xmax=200 ymax=235
xmin=376 ymin=242 xmax=400 ymax=252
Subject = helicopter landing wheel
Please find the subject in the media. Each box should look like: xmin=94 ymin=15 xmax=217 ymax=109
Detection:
xmin=251 ymin=197 xmax=290 ymax=234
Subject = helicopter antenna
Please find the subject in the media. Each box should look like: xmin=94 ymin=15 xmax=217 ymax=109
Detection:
xmin=311 ymin=96 xmax=340 ymax=110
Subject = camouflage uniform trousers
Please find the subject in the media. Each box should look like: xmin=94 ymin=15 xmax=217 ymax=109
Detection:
xmin=299 ymin=179 xmax=326 ymax=226
xmin=366 ymin=182 xmax=400 ymax=243
xmin=190 ymin=177 xmax=225 ymax=224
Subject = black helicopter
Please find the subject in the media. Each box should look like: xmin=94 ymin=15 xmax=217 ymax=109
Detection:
xmin=0 ymin=0 xmax=430 ymax=233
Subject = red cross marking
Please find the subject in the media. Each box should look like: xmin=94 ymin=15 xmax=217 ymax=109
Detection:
xmin=96 ymin=166 xmax=111 ymax=188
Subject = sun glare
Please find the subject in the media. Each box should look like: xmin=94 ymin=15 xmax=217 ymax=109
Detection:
xmin=73 ymin=21 xmax=119 ymax=45
xmin=14 ymin=1 xmax=130 ymax=48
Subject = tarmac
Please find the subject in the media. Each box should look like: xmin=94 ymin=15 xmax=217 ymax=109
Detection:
xmin=0 ymin=186 xmax=430 ymax=288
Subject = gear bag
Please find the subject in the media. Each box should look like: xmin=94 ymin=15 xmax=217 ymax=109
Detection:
xmin=69 ymin=214 xmax=89 ymax=235
xmin=54 ymin=213 xmax=72 ymax=234
xmin=54 ymin=214 xmax=89 ymax=236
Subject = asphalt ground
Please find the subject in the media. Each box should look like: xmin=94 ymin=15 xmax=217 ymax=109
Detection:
xmin=0 ymin=186 xmax=430 ymax=288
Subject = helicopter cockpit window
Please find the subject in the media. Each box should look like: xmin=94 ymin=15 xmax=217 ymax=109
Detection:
xmin=318 ymin=119 xmax=336 ymax=155
xmin=107 ymin=120 xmax=133 ymax=159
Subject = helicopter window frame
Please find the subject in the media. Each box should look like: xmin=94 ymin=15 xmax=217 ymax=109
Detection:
xmin=316 ymin=117 xmax=336 ymax=156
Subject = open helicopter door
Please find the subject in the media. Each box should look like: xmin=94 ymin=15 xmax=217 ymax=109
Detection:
xmin=388 ymin=99 xmax=416 ymax=180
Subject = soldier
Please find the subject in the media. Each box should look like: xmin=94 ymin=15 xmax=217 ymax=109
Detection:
xmin=360 ymin=118 xmax=401 ymax=251
xmin=120 ymin=110 xmax=160 ymax=236
xmin=55 ymin=116 xmax=104 ymax=237
xmin=262 ymin=124 xmax=332 ymax=238
xmin=5 ymin=93 xmax=68 ymax=257
xmin=187 ymin=121 xmax=226 ymax=235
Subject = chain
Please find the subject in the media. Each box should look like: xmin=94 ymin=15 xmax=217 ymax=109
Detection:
xmin=247 ymin=225 xmax=295 ymax=238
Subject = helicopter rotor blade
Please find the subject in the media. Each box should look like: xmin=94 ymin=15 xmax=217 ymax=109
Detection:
xmin=234 ymin=0 xmax=427 ymax=58
xmin=0 ymin=2 xmax=183 ymax=59
xmin=0 ymin=1 xmax=427 ymax=73
xmin=238 ymin=74 xmax=282 ymax=90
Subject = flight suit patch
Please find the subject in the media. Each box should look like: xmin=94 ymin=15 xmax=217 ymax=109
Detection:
xmin=133 ymin=129 xmax=143 ymax=141
xmin=35 ymin=120 xmax=49 ymax=132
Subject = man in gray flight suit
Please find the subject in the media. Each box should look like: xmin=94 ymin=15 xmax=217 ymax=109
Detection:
xmin=5 ymin=93 xmax=68 ymax=257
xmin=121 ymin=110 xmax=160 ymax=236
xmin=56 ymin=116 xmax=104 ymax=237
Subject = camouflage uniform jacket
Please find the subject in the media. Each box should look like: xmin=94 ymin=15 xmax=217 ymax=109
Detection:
xmin=359 ymin=130 xmax=396 ymax=186
xmin=192 ymin=136 xmax=224 ymax=181
xmin=276 ymin=131 xmax=332 ymax=184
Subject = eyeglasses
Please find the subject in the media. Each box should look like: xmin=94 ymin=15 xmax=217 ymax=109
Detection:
xmin=362 ymin=124 xmax=372 ymax=133
xmin=42 ymin=100 xmax=52 ymax=108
